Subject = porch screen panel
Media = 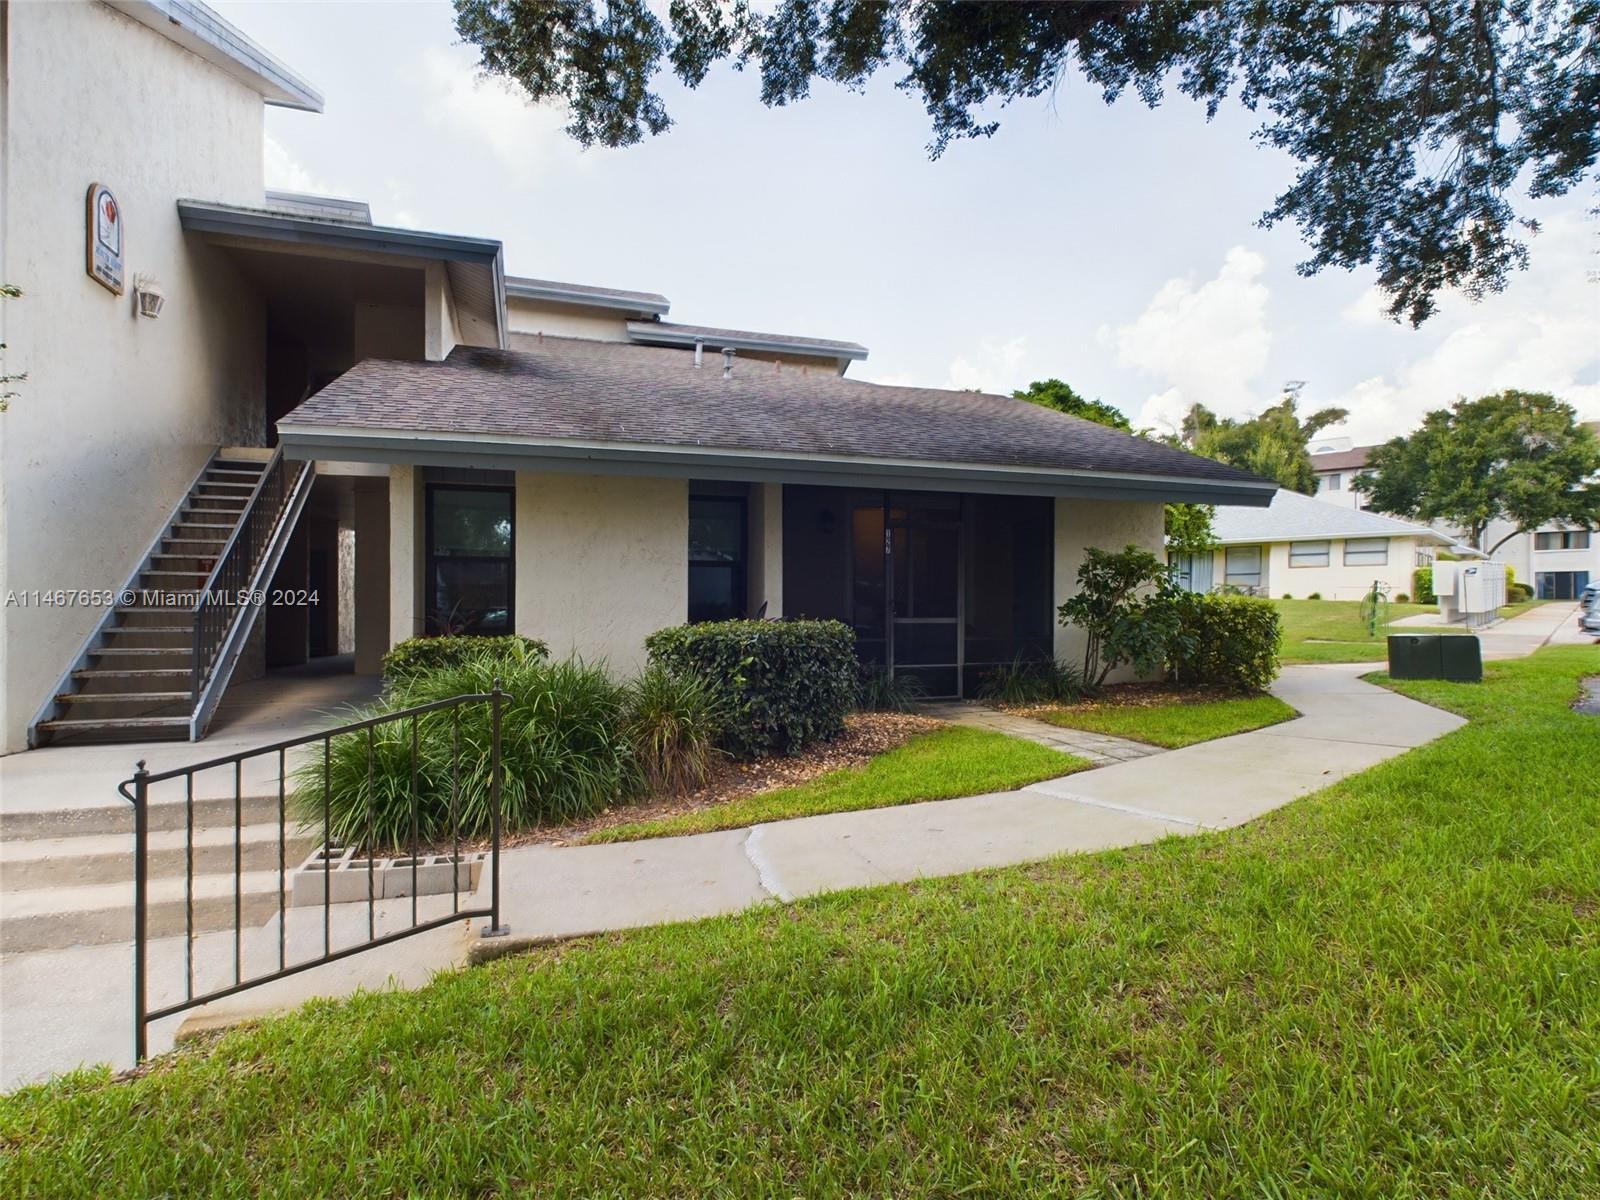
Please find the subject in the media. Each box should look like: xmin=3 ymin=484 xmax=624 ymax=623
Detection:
xmin=963 ymin=495 xmax=1053 ymax=696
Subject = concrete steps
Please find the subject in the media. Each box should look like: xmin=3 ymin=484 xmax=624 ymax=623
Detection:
xmin=1 ymin=795 xmax=316 ymax=952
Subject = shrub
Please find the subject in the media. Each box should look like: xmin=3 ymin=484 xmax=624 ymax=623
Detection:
xmin=1413 ymin=566 xmax=1436 ymax=605
xmin=1282 ymin=593 xmax=1293 ymax=600
xmin=382 ymin=634 xmax=548 ymax=683
xmin=646 ymin=619 xmax=856 ymax=759
xmin=622 ymin=665 xmax=726 ymax=795
xmin=854 ymin=665 xmax=925 ymax=712
xmin=978 ymin=655 xmax=1090 ymax=705
xmin=1307 ymin=592 xmax=1323 ymax=600
xmin=1507 ymin=582 xmax=1534 ymax=602
xmin=1396 ymin=593 xmax=1411 ymax=604
xmin=296 ymin=649 xmax=636 ymax=849
xmin=1058 ymin=545 xmax=1184 ymax=687
xmin=1169 ymin=593 xmax=1282 ymax=692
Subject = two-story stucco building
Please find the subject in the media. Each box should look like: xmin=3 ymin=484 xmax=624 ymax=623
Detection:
xmin=0 ymin=0 xmax=1275 ymax=753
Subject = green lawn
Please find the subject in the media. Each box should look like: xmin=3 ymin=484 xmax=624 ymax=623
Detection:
xmin=1276 ymin=597 xmax=1545 ymax=663
xmin=586 ymin=726 xmax=1087 ymax=842
xmin=4 ymin=646 xmax=1598 ymax=1198
xmin=1038 ymin=692 xmax=1298 ymax=747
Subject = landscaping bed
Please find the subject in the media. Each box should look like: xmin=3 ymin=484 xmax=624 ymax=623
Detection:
xmin=5 ymin=646 xmax=1596 ymax=1196
xmin=1023 ymin=684 xmax=1299 ymax=748
xmin=527 ymin=711 xmax=942 ymax=845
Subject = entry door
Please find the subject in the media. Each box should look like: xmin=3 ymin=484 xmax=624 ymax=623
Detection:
xmin=889 ymin=514 xmax=962 ymax=697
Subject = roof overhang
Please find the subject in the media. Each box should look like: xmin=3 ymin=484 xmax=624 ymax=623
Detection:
xmin=277 ymin=424 xmax=1280 ymax=505
xmin=626 ymin=321 xmax=869 ymax=364
xmin=178 ymin=200 xmax=507 ymax=349
xmin=1210 ymin=527 xmax=1453 ymax=547
xmin=506 ymin=278 xmax=669 ymax=317
xmin=106 ymin=0 xmax=323 ymax=112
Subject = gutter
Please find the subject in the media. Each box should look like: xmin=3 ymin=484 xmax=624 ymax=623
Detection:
xmin=277 ymin=424 xmax=1279 ymax=506
xmin=626 ymin=321 xmax=869 ymax=362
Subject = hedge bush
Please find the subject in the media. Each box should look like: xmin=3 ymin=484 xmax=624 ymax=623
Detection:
xmin=1413 ymin=567 xmax=1436 ymax=605
xmin=382 ymin=635 xmax=548 ymax=683
xmin=1169 ymin=593 xmax=1282 ymax=692
xmin=646 ymin=620 xmax=856 ymax=759
xmin=1508 ymin=582 xmax=1534 ymax=602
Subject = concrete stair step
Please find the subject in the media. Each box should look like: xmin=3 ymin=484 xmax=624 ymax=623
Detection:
xmin=1 ymin=822 xmax=317 ymax=890
xmin=2 ymin=793 xmax=289 ymax=839
xmin=1 ymin=870 xmax=289 ymax=951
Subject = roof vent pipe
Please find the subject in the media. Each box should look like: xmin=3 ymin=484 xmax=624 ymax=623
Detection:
xmin=722 ymin=347 xmax=735 ymax=380
xmin=693 ymin=338 xmax=704 ymax=368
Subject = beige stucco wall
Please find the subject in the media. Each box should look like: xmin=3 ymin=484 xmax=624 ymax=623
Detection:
xmin=506 ymin=297 xmax=629 ymax=343
xmin=387 ymin=465 xmax=424 ymax=646
xmin=0 ymin=0 xmax=268 ymax=750
xmin=1053 ymin=498 xmax=1166 ymax=682
xmin=1208 ymin=536 xmax=1426 ymax=601
xmin=514 ymin=472 xmax=687 ymax=673
xmin=747 ymin=482 xmax=783 ymax=617
xmin=353 ymin=477 xmax=390 ymax=674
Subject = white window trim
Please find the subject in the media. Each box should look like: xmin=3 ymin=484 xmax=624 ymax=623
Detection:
xmin=1289 ymin=540 xmax=1331 ymax=567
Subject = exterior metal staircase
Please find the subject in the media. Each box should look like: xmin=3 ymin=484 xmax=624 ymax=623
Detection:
xmin=29 ymin=448 xmax=314 ymax=746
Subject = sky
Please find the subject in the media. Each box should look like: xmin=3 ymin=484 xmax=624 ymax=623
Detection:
xmin=220 ymin=0 xmax=1599 ymax=447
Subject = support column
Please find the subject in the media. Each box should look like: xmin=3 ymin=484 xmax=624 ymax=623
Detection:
xmin=354 ymin=477 xmax=391 ymax=674
xmin=748 ymin=482 xmax=784 ymax=618
xmin=389 ymin=465 xmax=424 ymax=646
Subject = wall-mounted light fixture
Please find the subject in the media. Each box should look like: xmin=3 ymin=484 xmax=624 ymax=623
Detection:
xmin=133 ymin=274 xmax=165 ymax=318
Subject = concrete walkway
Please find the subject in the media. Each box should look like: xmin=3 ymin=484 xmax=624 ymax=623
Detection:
xmin=11 ymin=659 xmax=1457 ymax=1093
xmin=1386 ymin=601 xmax=1585 ymax=662
xmin=917 ymin=700 xmax=1161 ymax=765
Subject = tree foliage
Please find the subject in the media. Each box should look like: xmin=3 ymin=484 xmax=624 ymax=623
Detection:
xmin=1354 ymin=389 xmax=1600 ymax=553
xmin=1180 ymin=387 xmax=1348 ymax=493
xmin=1014 ymin=378 xmax=1132 ymax=431
xmin=453 ymin=0 xmax=1600 ymax=325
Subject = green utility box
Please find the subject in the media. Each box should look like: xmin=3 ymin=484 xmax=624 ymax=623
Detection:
xmin=1387 ymin=633 xmax=1483 ymax=681
xmin=1439 ymin=635 xmax=1483 ymax=682
xmin=1387 ymin=634 xmax=1442 ymax=680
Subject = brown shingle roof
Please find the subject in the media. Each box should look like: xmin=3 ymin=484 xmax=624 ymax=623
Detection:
xmin=281 ymin=337 xmax=1273 ymax=490
xmin=1310 ymin=446 xmax=1377 ymax=471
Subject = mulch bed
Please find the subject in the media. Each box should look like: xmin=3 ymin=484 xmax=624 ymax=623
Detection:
xmin=512 ymin=710 xmax=944 ymax=846
xmin=1003 ymin=681 xmax=1251 ymax=718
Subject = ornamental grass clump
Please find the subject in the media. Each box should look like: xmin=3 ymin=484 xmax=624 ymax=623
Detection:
xmin=621 ymin=665 xmax=726 ymax=795
xmin=295 ymin=649 xmax=638 ymax=850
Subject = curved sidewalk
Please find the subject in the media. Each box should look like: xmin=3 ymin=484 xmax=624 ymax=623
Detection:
xmin=6 ymin=663 xmax=1464 ymax=1087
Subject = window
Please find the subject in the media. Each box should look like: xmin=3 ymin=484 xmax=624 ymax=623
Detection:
xmin=1535 ymin=530 xmax=1591 ymax=551
xmin=425 ymin=485 xmax=513 ymax=635
xmin=1343 ymin=537 xmax=1389 ymax=566
xmin=1224 ymin=546 xmax=1262 ymax=591
xmin=1289 ymin=540 xmax=1330 ymax=567
xmin=688 ymin=495 xmax=747 ymax=622
xmin=1323 ymin=473 xmax=1342 ymax=492
xmin=1536 ymin=571 xmax=1590 ymax=600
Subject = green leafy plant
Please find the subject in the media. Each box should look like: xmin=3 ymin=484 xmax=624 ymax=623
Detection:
xmin=1307 ymin=592 xmax=1323 ymax=601
xmin=1058 ymin=545 xmax=1187 ymax=689
xmin=1413 ymin=567 xmax=1436 ymax=605
xmin=296 ymin=649 xmax=636 ymax=849
xmin=646 ymin=620 xmax=856 ymax=759
xmin=381 ymin=634 xmax=547 ymax=683
xmin=622 ymin=665 xmax=726 ymax=795
xmin=1396 ymin=593 xmax=1411 ymax=604
xmin=853 ymin=665 xmax=925 ymax=713
xmin=978 ymin=655 xmax=1089 ymax=706
xmin=1168 ymin=594 xmax=1282 ymax=693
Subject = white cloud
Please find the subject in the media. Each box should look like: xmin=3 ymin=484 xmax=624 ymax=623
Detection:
xmin=1326 ymin=209 xmax=1600 ymax=442
xmin=263 ymin=133 xmax=332 ymax=196
xmin=418 ymin=46 xmax=586 ymax=184
xmin=1097 ymin=246 xmax=1273 ymax=428
xmin=944 ymin=335 xmax=1029 ymax=393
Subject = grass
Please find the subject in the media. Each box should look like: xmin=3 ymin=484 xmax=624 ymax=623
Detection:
xmin=3 ymin=645 xmax=1598 ymax=1198
xmin=1038 ymin=692 xmax=1298 ymax=748
xmin=586 ymin=726 xmax=1087 ymax=842
xmin=1276 ymin=596 xmax=1546 ymax=664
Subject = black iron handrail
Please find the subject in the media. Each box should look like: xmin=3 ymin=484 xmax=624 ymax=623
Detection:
xmin=189 ymin=448 xmax=307 ymax=701
xmin=122 ymin=686 xmax=508 ymax=1062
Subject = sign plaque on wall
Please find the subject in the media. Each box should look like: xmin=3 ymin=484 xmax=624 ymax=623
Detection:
xmin=86 ymin=182 xmax=124 ymax=295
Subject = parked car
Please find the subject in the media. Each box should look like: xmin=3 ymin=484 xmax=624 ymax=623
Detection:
xmin=1580 ymin=583 xmax=1600 ymax=638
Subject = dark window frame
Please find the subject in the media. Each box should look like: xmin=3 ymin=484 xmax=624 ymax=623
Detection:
xmin=688 ymin=493 xmax=749 ymax=623
xmin=424 ymin=481 xmax=515 ymax=637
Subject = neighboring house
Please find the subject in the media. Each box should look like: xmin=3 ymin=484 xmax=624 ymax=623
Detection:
xmin=1176 ymin=490 xmax=1453 ymax=601
xmin=1308 ymin=436 xmax=1599 ymax=601
xmin=0 ymin=1 xmax=1275 ymax=751
xmin=1307 ymin=436 xmax=1379 ymax=511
